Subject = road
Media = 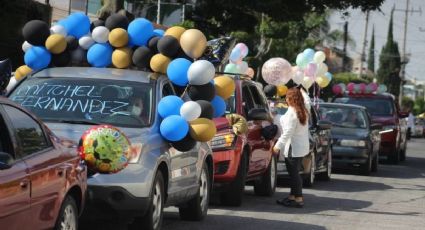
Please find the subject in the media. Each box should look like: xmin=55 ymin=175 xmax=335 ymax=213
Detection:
xmin=82 ymin=138 xmax=425 ymax=230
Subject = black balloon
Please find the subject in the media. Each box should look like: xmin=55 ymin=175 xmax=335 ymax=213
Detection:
xmin=132 ymin=47 xmax=153 ymax=69
xmin=264 ymin=85 xmax=277 ymax=98
xmin=22 ymin=20 xmax=50 ymax=46
xmin=170 ymin=133 xmax=197 ymax=152
xmin=196 ymin=100 xmax=214 ymax=120
xmin=176 ymin=48 xmax=194 ymax=62
xmin=157 ymin=35 xmax=180 ymax=58
xmin=148 ymin=36 xmax=160 ymax=54
xmin=90 ymin=19 xmax=105 ymax=32
xmin=52 ymin=50 xmax=71 ymax=67
xmin=66 ymin=36 xmax=78 ymax=51
xmin=188 ymin=83 xmax=215 ymax=101
xmin=105 ymin=13 xmax=129 ymax=30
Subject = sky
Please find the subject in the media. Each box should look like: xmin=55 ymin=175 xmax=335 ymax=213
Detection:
xmin=328 ymin=0 xmax=425 ymax=83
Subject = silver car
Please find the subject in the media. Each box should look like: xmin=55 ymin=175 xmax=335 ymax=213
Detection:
xmin=7 ymin=67 xmax=213 ymax=230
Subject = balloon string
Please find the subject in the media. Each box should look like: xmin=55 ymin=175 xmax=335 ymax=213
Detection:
xmin=180 ymin=85 xmax=189 ymax=99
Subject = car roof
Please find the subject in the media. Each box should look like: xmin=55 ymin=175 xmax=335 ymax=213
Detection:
xmin=31 ymin=67 xmax=164 ymax=83
xmin=319 ymin=102 xmax=367 ymax=110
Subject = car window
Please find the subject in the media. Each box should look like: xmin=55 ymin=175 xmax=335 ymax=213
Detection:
xmin=0 ymin=111 xmax=15 ymax=163
xmin=225 ymin=93 xmax=236 ymax=114
xmin=249 ymin=85 xmax=267 ymax=109
xmin=334 ymin=97 xmax=394 ymax=116
xmin=242 ymin=85 xmax=255 ymax=115
xmin=9 ymin=77 xmax=154 ymax=128
xmin=3 ymin=105 xmax=50 ymax=157
xmin=162 ymin=82 xmax=175 ymax=97
xmin=319 ymin=106 xmax=367 ymax=129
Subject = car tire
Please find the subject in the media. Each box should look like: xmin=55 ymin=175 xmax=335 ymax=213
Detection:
xmin=372 ymin=152 xmax=379 ymax=172
xmin=317 ymin=148 xmax=332 ymax=181
xmin=253 ymin=155 xmax=277 ymax=196
xmin=54 ymin=195 xmax=78 ymax=230
xmin=361 ymin=154 xmax=372 ymax=176
xmin=220 ymin=151 xmax=247 ymax=206
xmin=303 ymin=153 xmax=315 ymax=187
xmin=130 ymin=171 xmax=165 ymax=230
xmin=179 ymin=163 xmax=210 ymax=221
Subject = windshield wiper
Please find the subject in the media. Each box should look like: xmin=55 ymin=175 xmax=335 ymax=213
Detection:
xmin=44 ymin=119 xmax=101 ymax=126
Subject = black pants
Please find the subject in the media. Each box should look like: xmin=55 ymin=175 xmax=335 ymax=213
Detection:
xmin=285 ymin=157 xmax=303 ymax=197
xmin=407 ymin=127 xmax=412 ymax=140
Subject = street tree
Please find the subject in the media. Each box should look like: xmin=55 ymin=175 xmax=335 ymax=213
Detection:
xmin=368 ymin=26 xmax=375 ymax=73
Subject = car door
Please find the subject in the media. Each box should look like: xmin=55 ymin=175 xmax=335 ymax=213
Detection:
xmin=2 ymin=104 xmax=68 ymax=228
xmin=0 ymin=105 xmax=31 ymax=230
xmin=162 ymin=82 xmax=198 ymax=200
xmin=310 ymin=107 xmax=328 ymax=170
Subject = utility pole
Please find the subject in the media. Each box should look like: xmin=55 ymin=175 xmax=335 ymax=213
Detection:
xmin=358 ymin=11 xmax=369 ymax=78
xmin=342 ymin=21 xmax=348 ymax=72
xmin=157 ymin=0 xmax=161 ymax=24
xmin=395 ymin=0 xmax=422 ymax=105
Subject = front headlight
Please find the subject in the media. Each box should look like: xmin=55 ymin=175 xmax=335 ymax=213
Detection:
xmin=211 ymin=132 xmax=236 ymax=150
xmin=340 ymin=139 xmax=366 ymax=147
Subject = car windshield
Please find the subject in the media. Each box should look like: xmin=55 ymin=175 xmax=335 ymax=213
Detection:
xmin=334 ymin=97 xmax=394 ymax=116
xmin=319 ymin=106 xmax=367 ymax=129
xmin=9 ymin=77 xmax=154 ymax=128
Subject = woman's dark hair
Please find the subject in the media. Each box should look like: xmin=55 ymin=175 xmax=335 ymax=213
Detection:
xmin=286 ymin=88 xmax=308 ymax=125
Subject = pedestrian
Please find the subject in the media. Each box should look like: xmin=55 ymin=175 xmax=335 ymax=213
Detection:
xmin=273 ymin=87 xmax=310 ymax=208
xmin=407 ymin=109 xmax=415 ymax=140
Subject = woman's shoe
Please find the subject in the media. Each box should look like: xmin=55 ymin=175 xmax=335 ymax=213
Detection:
xmin=282 ymin=199 xmax=304 ymax=208
xmin=276 ymin=197 xmax=294 ymax=205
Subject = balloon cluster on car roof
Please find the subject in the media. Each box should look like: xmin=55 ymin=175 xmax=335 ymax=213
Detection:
xmin=17 ymin=12 xmax=236 ymax=152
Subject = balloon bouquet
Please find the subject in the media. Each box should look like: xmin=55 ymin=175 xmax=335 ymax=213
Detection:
xmin=17 ymin=12 xmax=236 ymax=173
xmin=332 ymin=82 xmax=387 ymax=95
xmin=223 ymin=43 xmax=255 ymax=78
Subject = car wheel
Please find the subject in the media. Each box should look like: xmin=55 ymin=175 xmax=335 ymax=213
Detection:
xmin=220 ymin=151 xmax=247 ymax=206
xmin=303 ymin=153 xmax=315 ymax=187
xmin=179 ymin=162 xmax=210 ymax=221
xmin=317 ymin=148 xmax=332 ymax=181
xmin=361 ymin=154 xmax=372 ymax=176
xmin=54 ymin=196 xmax=78 ymax=230
xmin=372 ymin=152 xmax=379 ymax=172
xmin=254 ymin=155 xmax=277 ymax=196
xmin=130 ymin=171 xmax=164 ymax=230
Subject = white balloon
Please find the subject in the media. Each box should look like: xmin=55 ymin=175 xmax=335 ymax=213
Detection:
xmin=236 ymin=61 xmax=249 ymax=74
xmin=22 ymin=41 xmax=33 ymax=52
xmin=50 ymin=24 xmax=68 ymax=36
xmin=316 ymin=63 xmax=328 ymax=76
xmin=92 ymin=26 xmax=110 ymax=43
xmin=302 ymin=76 xmax=313 ymax=89
xmin=180 ymin=101 xmax=202 ymax=121
xmin=292 ymin=69 xmax=304 ymax=85
xmin=313 ymin=51 xmax=326 ymax=63
xmin=71 ymin=47 xmax=87 ymax=64
xmin=187 ymin=60 xmax=215 ymax=85
xmin=79 ymin=35 xmax=95 ymax=50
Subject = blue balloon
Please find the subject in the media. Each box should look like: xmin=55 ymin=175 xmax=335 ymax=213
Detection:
xmin=325 ymin=72 xmax=333 ymax=81
xmin=128 ymin=18 xmax=154 ymax=46
xmin=62 ymin=12 xmax=90 ymax=39
xmin=87 ymin=43 xmax=113 ymax=67
xmin=167 ymin=58 xmax=192 ymax=86
xmin=158 ymin=95 xmax=184 ymax=118
xmin=24 ymin=46 xmax=51 ymax=70
xmin=153 ymin=29 xmax=165 ymax=37
xmin=160 ymin=115 xmax=189 ymax=141
xmin=229 ymin=48 xmax=242 ymax=62
xmin=211 ymin=95 xmax=226 ymax=118
xmin=303 ymin=48 xmax=315 ymax=62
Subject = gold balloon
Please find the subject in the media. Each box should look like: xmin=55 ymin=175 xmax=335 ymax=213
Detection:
xmin=150 ymin=54 xmax=171 ymax=74
xmin=277 ymin=85 xmax=288 ymax=97
xmin=15 ymin=65 xmax=32 ymax=80
xmin=316 ymin=76 xmax=330 ymax=88
xmin=164 ymin=26 xmax=186 ymax=40
xmin=189 ymin=118 xmax=217 ymax=142
xmin=45 ymin=34 xmax=67 ymax=54
xmin=179 ymin=29 xmax=207 ymax=59
xmin=214 ymin=75 xmax=235 ymax=100
xmin=112 ymin=47 xmax=132 ymax=69
xmin=109 ymin=28 xmax=128 ymax=48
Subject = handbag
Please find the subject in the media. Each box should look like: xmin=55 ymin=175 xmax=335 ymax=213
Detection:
xmin=261 ymin=124 xmax=278 ymax=140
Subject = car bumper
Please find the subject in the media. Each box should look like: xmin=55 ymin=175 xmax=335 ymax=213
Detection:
xmin=332 ymin=146 xmax=369 ymax=167
xmin=212 ymin=148 xmax=241 ymax=184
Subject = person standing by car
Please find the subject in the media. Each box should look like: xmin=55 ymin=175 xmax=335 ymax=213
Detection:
xmin=407 ymin=109 xmax=415 ymax=140
xmin=273 ymin=87 xmax=309 ymax=208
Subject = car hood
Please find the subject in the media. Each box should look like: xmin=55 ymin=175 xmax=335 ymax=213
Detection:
xmin=213 ymin=117 xmax=230 ymax=130
xmin=331 ymin=127 xmax=369 ymax=139
xmin=371 ymin=116 xmax=396 ymax=125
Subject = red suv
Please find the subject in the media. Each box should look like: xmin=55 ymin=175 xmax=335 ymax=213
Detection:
xmin=0 ymin=98 xmax=87 ymax=230
xmin=333 ymin=93 xmax=408 ymax=164
xmin=211 ymin=76 xmax=278 ymax=206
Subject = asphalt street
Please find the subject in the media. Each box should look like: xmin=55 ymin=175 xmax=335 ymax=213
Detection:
xmin=82 ymin=138 xmax=425 ymax=230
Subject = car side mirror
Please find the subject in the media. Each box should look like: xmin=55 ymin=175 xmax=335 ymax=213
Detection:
xmin=0 ymin=152 xmax=13 ymax=170
xmin=398 ymin=112 xmax=408 ymax=118
xmin=371 ymin=123 xmax=382 ymax=130
xmin=317 ymin=120 xmax=332 ymax=130
xmin=247 ymin=108 xmax=270 ymax=121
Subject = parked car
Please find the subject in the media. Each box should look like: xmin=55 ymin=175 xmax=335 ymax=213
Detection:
xmin=0 ymin=97 xmax=86 ymax=230
xmin=412 ymin=119 xmax=424 ymax=137
xmin=333 ymin=93 xmax=408 ymax=164
xmin=271 ymin=100 xmax=333 ymax=187
xmin=7 ymin=67 xmax=214 ymax=230
xmin=211 ymin=75 xmax=278 ymax=206
xmin=318 ymin=103 xmax=381 ymax=175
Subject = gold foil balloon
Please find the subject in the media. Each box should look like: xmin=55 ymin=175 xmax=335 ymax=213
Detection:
xmin=214 ymin=75 xmax=235 ymax=99
xmin=15 ymin=65 xmax=32 ymax=80
xmin=180 ymin=29 xmax=207 ymax=59
xmin=109 ymin=28 xmax=128 ymax=48
xmin=164 ymin=26 xmax=186 ymax=40
xmin=112 ymin=47 xmax=132 ymax=69
xmin=45 ymin=34 xmax=67 ymax=54
xmin=189 ymin=118 xmax=217 ymax=142
xmin=150 ymin=53 xmax=171 ymax=74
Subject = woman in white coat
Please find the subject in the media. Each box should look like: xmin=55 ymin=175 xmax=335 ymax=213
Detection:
xmin=273 ymin=87 xmax=310 ymax=208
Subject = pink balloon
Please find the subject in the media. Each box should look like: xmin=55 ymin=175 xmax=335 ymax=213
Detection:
xmin=359 ymin=83 xmax=366 ymax=93
xmin=332 ymin=84 xmax=342 ymax=95
xmin=304 ymin=62 xmax=317 ymax=77
xmin=370 ymin=82 xmax=378 ymax=91
xmin=347 ymin=83 xmax=355 ymax=92
xmin=235 ymin=43 xmax=249 ymax=57
xmin=262 ymin=58 xmax=292 ymax=85
xmin=246 ymin=67 xmax=255 ymax=78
